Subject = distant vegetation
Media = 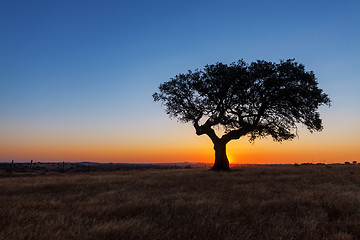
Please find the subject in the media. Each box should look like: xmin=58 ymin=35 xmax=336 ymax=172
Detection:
xmin=0 ymin=162 xmax=188 ymax=175
xmin=1 ymin=165 xmax=360 ymax=239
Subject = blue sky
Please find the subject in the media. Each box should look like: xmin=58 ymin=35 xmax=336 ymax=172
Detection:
xmin=1 ymin=0 xmax=359 ymax=163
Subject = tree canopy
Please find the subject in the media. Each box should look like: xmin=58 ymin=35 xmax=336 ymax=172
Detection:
xmin=153 ymin=59 xmax=331 ymax=170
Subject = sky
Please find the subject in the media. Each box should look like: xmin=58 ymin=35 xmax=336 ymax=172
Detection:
xmin=1 ymin=0 xmax=359 ymax=164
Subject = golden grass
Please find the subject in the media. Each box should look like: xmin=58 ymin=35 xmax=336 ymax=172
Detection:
xmin=1 ymin=165 xmax=360 ymax=239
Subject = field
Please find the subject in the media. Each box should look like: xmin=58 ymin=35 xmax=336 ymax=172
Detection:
xmin=1 ymin=165 xmax=360 ymax=240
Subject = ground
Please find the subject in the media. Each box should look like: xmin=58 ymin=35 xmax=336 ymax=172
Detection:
xmin=1 ymin=165 xmax=360 ymax=240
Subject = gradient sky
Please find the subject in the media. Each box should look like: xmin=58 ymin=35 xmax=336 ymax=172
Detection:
xmin=1 ymin=0 xmax=359 ymax=164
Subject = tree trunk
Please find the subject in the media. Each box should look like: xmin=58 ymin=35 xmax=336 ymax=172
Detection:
xmin=211 ymin=142 xmax=230 ymax=171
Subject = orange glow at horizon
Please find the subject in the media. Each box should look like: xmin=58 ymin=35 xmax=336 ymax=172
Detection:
xmin=1 ymin=133 xmax=359 ymax=164
xmin=1 ymin=121 xmax=359 ymax=164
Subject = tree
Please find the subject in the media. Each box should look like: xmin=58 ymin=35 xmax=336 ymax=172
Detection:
xmin=153 ymin=59 xmax=331 ymax=171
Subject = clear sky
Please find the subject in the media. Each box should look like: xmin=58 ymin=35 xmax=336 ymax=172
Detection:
xmin=1 ymin=0 xmax=359 ymax=164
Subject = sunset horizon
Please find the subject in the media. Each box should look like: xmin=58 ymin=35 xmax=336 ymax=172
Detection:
xmin=1 ymin=1 xmax=359 ymax=167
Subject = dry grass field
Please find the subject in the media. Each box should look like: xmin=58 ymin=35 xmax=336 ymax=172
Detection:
xmin=1 ymin=165 xmax=360 ymax=240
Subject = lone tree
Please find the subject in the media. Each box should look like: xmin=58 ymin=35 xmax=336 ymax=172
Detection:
xmin=153 ymin=59 xmax=330 ymax=171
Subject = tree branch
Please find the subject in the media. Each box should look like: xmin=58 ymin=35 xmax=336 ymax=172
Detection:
xmin=194 ymin=119 xmax=220 ymax=143
xmin=221 ymin=127 xmax=250 ymax=143
xmin=253 ymin=102 xmax=268 ymax=126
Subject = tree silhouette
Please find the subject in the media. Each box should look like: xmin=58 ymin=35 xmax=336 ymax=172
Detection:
xmin=153 ymin=59 xmax=331 ymax=171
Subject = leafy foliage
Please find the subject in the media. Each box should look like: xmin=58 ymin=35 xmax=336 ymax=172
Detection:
xmin=153 ymin=59 xmax=330 ymax=143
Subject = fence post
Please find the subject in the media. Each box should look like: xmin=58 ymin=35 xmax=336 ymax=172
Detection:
xmin=11 ymin=160 xmax=14 ymax=175
xmin=62 ymin=161 xmax=65 ymax=172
